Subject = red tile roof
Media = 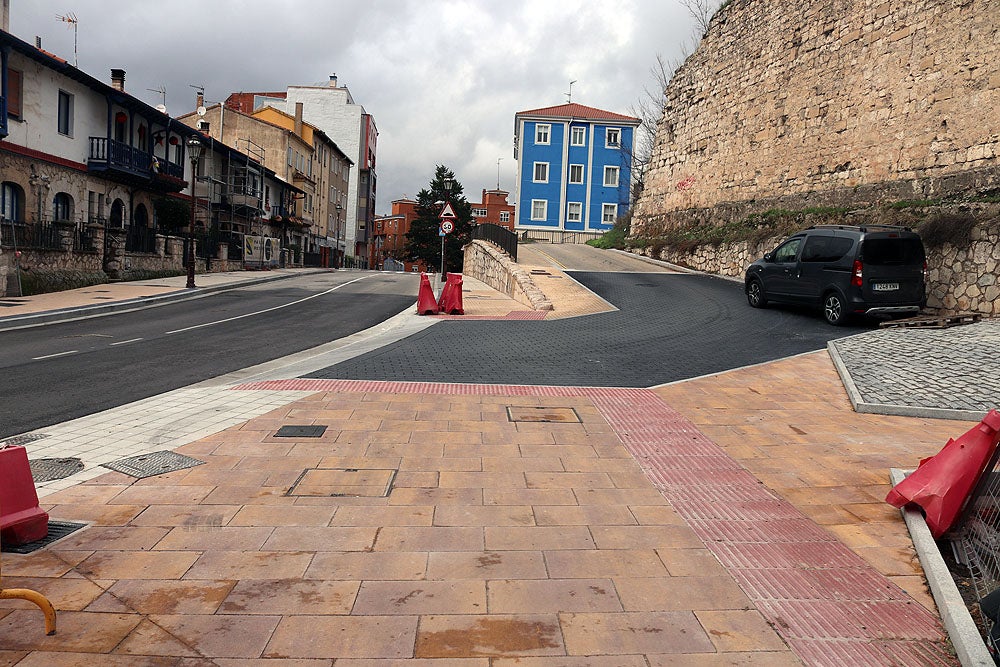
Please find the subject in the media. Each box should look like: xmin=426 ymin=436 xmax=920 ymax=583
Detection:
xmin=515 ymin=103 xmax=639 ymax=124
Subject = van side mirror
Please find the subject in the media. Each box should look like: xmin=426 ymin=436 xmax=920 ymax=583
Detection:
xmin=763 ymin=252 xmax=775 ymax=262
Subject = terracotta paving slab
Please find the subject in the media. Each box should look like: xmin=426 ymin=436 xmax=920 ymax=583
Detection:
xmin=1 ymin=371 xmax=961 ymax=664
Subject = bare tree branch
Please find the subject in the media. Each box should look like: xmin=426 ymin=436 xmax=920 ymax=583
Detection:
xmin=680 ymin=0 xmax=723 ymax=37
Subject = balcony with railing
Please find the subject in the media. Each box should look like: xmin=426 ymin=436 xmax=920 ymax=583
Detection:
xmin=88 ymin=137 xmax=186 ymax=192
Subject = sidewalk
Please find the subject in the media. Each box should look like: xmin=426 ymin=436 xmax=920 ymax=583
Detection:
xmin=0 ymin=266 xmax=991 ymax=664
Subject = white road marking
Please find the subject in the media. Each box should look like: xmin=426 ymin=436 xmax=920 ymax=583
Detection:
xmin=33 ymin=350 xmax=78 ymax=360
xmin=164 ymin=275 xmax=372 ymax=334
xmin=110 ymin=338 xmax=144 ymax=346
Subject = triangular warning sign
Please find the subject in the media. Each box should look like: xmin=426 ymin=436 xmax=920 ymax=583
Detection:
xmin=439 ymin=202 xmax=457 ymax=219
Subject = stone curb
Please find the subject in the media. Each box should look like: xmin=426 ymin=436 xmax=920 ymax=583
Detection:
xmin=889 ymin=468 xmax=994 ymax=666
xmin=0 ymin=269 xmax=330 ymax=332
xmin=827 ymin=338 xmax=988 ymax=422
xmin=610 ymin=248 xmax=746 ymax=283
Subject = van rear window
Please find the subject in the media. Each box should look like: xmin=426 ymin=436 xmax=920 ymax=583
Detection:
xmin=863 ymin=238 xmax=925 ymax=265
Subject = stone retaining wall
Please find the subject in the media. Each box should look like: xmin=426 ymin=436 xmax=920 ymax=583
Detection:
xmin=631 ymin=218 xmax=1000 ymax=317
xmin=463 ymin=240 xmax=553 ymax=311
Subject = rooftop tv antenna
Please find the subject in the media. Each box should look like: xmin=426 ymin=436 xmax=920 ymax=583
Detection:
xmin=147 ymin=85 xmax=167 ymax=107
xmin=54 ymin=12 xmax=78 ymax=66
xmin=565 ymin=80 xmax=577 ymax=104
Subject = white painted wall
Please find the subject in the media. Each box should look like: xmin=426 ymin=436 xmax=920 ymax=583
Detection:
xmin=283 ymin=85 xmax=365 ymax=256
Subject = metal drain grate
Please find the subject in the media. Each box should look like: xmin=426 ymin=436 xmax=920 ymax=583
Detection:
xmin=507 ymin=407 xmax=582 ymax=423
xmin=29 ymin=457 xmax=84 ymax=483
xmin=275 ymin=425 xmax=328 ymax=438
xmin=287 ymin=468 xmax=397 ymax=497
xmin=1 ymin=521 xmax=87 ymax=554
xmin=0 ymin=433 xmax=49 ymax=448
xmin=102 ymin=450 xmax=205 ymax=479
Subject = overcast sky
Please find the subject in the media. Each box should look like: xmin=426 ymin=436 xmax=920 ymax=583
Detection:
xmin=9 ymin=1 xmax=701 ymax=214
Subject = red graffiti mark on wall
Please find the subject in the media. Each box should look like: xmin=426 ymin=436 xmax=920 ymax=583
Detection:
xmin=676 ymin=176 xmax=696 ymax=191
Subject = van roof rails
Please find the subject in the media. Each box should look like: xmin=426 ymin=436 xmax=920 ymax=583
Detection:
xmin=808 ymin=224 xmax=913 ymax=232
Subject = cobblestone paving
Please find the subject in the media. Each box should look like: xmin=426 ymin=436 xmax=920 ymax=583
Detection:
xmin=829 ymin=319 xmax=1000 ymax=415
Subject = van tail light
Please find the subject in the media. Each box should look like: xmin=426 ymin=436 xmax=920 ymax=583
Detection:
xmin=923 ymin=260 xmax=928 ymax=280
xmin=851 ymin=260 xmax=863 ymax=287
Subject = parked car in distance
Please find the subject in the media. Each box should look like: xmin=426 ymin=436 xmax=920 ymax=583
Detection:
xmin=745 ymin=225 xmax=926 ymax=325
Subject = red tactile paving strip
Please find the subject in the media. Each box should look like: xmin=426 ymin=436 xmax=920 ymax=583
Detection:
xmin=230 ymin=379 xmax=953 ymax=664
xmin=432 ymin=310 xmax=549 ymax=320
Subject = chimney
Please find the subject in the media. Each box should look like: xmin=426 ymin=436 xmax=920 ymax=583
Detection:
xmin=110 ymin=68 xmax=126 ymax=92
xmin=35 ymin=36 xmax=42 ymax=49
xmin=2 ymin=0 xmax=10 ymax=33
xmin=196 ymin=92 xmax=205 ymax=109
xmin=329 ymin=74 xmax=338 ymax=88
xmin=294 ymin=102 xmax=303 ymax=137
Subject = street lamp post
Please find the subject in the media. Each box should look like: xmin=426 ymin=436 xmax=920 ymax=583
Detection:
xmin=186 ymin=137 xmax=204 ymax=289
xmin=334 ymin=202 xmax=343 ymax=269
xmin=441 ymin=178 xmax=453 ymax=283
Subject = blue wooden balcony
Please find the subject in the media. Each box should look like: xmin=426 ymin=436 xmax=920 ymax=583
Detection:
xmin=88 ymin=137 xmax=186 ymax=191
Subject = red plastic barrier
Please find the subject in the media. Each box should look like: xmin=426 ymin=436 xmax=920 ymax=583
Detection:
xmin=886 ymin=409 xmax=1000 ymax=538
xmin=0 ymin=445 xmax=49 ymax=545
xmin=437 ymin=273 xmax=464 ymax=315
xmin=416 ymin=273 xmax=439 ymax=315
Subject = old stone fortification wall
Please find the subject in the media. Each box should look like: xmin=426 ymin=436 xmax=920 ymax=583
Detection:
xmin=634 ymin=0 xmax=1000 ymax=230
xmin=462 ymin=241 xmax=553 ymax=311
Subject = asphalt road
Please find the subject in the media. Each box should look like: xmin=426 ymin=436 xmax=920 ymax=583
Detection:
xmin=307 ymin=269 xmax=866 ymax=387
xmin=0 ymin=272 xmax=417 ymax=438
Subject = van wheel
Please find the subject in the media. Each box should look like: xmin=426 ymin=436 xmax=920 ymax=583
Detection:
xmin=747 ymin=279 xmax=767 ymax=308
xmin=823 ymin=292 xmax=848 ymax=326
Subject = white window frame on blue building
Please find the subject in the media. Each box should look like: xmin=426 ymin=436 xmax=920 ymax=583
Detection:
xmin=531 ymin=199 xmax=547 ymax=221
xmin=569 ymin=164 xmax=584 ymax=184
xmin=570 ymin=126 xmax=586 ymax=146
xmin=533 ymin=162 xmax=549 ymax=183
xmin=605 ymin=127 xmax=621 ymax=148
xmin=604 ymin=166 xmax=620 ymax=187
xmin=535 ymin=124 xmax=550 ymax=145
xmin=567 ymin=202 xmax=583 ymax=223
xmin=602 ymin=203 xmax=617 ymax=224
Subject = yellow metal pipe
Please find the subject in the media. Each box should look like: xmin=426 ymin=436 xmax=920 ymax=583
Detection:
xmin=0 ymin=587 xmax=57 ymax=635
xmin=1 ymin=501 xmax=57 ymax=635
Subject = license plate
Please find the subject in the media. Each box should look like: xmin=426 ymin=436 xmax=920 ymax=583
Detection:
xmin=872 ymin=282 xmax=899 ymax=291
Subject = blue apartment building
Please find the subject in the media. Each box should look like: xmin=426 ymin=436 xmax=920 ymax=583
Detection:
xmin=513 ymin=103 xmax=640 ymax=235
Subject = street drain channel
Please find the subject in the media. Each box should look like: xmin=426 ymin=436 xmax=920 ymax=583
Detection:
xmin=288 ymin=468 xmax=397 ymax=497
xmin=29 ymin=457 xmax=84 ymax=482
xmin=506 ymin=407 xmax=582 ymax=423
xmin=0 ymin=433 xmax=48 ymax=447
xmin=1 ymin=521 xmax=88 ymax=554
xmin=102 ymin=450 xmax=205 ymax=479
xmin=275 ymin=425 xmax=328 ymax=438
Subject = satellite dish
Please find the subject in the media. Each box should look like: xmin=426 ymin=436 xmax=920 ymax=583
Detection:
xmin=197 ymin=106 xmax=207 ymax=117
xmin=155 ymin=104 xmax=167 ymax=113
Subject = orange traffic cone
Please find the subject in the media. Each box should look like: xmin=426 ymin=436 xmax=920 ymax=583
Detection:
xmin=417 ymin=273 xmax=439 ymax=315
xmin=438 ymin=273 xmax=465 ymax=315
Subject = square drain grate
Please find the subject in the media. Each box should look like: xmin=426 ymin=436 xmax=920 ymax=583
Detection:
xmin=0 ymin=433 xmax=49 ymax=447
xmin=102 ymin=450 xmax=205 ymax=479
xmin=275 ymin=425 xmax=328 ymax=438
xmin=2 ymin=521 xmax=87 ymax=554
xmin=29 ymin=457 xmax=84 ymax=483
xmin=288 ymin=468 xmax=396 ymax=497
xmin=507 ymin=407 xmax=581 ymax=423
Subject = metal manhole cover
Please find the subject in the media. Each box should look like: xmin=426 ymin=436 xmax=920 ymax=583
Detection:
xmin=275 ymin=425 xmax=328 ymax=438
xmin=102 ymin=450 xmax=205 ymax=479
xmin=287 ymin=468 xmax=397 ymax=497
xmin=0 ymin=433 xmax=48 ymax=447
xmin=29 ymin=457 xmax=84 ymax=483
xmin=2 ymin=521 xmax=87 ymax=554
xmin=507 ymin=407 xmax=582 ymax=423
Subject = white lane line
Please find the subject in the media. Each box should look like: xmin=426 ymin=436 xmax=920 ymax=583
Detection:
xmin=164 ymin=275 xmax=372 ymax=335
xmin=110 ymin=338 xmax=144 ymax=346
xmin=33 ymin=350 xmax=78 ymax=360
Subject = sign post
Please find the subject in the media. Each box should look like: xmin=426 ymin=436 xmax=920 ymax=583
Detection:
xmin=438 ymin=202 xmax=456 ymax=283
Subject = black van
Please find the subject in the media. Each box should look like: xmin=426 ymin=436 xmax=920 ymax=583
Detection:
xmin=744 ymin=225 xmax=926 ymax=325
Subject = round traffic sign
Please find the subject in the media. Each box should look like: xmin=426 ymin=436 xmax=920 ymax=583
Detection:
xmin=441 ymin=220 xmax=454 ymax=234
